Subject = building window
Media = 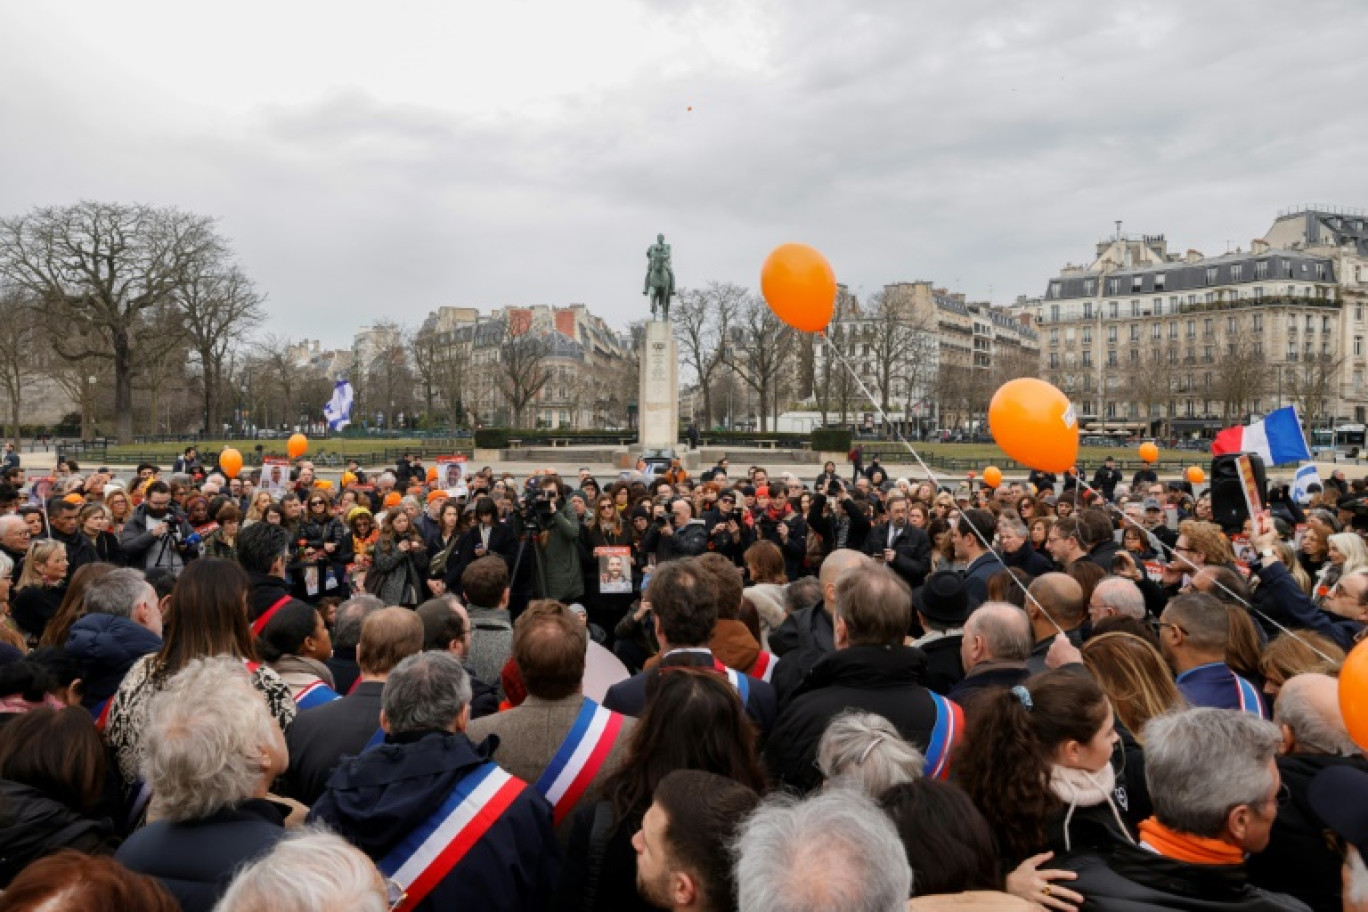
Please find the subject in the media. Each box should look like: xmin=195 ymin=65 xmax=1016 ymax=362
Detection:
xmin=1253 ymin=313 xmax=1263 ymax=331
xmin=1082 ymin=327 xmax=1092 ymax=343
xmin=1204 ymin=346 xmax=1213 ymax=362
xmin=1082 ymin=351 xmax=1093 ymax=367
xmin=1186 ymin=320 xmax=1196 ymax=338
xmin=1307 ymin=315 xmax=1315 ymax=331
xmin=1358 ymin=305 xmax=1363 ymax=322
xmin=1108 ymin=326 xmax=1118 ymax=343
xmin=1227 ymin=316 xmax=1236 ymax=334
xmin=1152 ymin=324 xmax=1161 ymax=340
xmin=1050 ymin=282 xmax=1061 ymax=298
xmin=1131 ymin=300 xmax=1140 ymax=317
xmin=1106 ymin=280 xmax=1119 ymax=296
xmin=1170 ymin=322 xmax=1178 ymax=340
xmin=1206 ymin=267 xmax=1219 ymax=285
xmin=1050 ymin=304 xmax=1060 ymax=322
xmin=1323 ymin=316 xmax=1331 ymax=333
xmin=1107 ymin=351 xmax=1117 ymax=367
xmin=1048 ymin=353 xmax=1059 ymax=369
xmin=1130 ymin=348 xmax=1140 ymax=363
xmin=1049 ymin=328 xmax=1059 ymax=345
xmin=1357 ymin=337 xmax=1364 ymax=356
xmin=1204 ymin=318 xmax=1213 ymax=336
xmin=1130 ymin=324 xmax=1140 ymax=341
xmin=1155 ymin=273 xmax=1166 ymax=291
xmin=1256 ymin=260 xmax=1269 ymax=279
xmin=1154 ymin=299 xmax=1164 ymax=316
xmin=1109 ymin=301 xmax=1118 ymax=319
xmin=1169 ymin=348 xmax=1178 ymax=364
xmin=1254 ymin=286 xmax=1264 ymax=299
xmin=1084 ymin=279 xmax=1096 ymax=296
xmin=1231 ymin=264 xmax=1244 ymax=281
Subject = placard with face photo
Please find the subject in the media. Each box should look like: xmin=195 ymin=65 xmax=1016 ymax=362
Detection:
xmin=436 ymin=455 xmax=467 ymax=493
xmin=262 ymin=457 xmax=291 ymax=496
xmin=595 ymin=546 xmax=632 ymax=594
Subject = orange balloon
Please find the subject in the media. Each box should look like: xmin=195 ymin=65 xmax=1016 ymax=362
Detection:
xmin=760 ymin=243 xmax=837 ymax=333
xmin=982 ymin=466 xmax=1002 ymax=488
xmin=1139 ymin=442 xmax=1159 ymax=464
xmin=1341 ymin=642 xmax=1368 ymax=750
xmin=1186 ymin=466 xmax=1206 ymax=484
xmin=988 ymin=378 xmax=1079 ymax=474
xmin=287 ymin=433 xmax=308 ymax=460
xmin=218 ymin=447 xmax=243 ymax=479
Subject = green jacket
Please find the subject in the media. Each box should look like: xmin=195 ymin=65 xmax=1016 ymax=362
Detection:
xmin=540 ymin=498 xmax=584 ymax=602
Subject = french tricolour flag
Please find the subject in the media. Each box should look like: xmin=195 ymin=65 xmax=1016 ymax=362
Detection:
xmin=1210 ymin=406 xmax=1311 ymax=466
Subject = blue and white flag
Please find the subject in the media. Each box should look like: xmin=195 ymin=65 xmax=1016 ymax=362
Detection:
xmin=323 ymin=380 xmax=353 ymax=431
xmin=1292 ymin=462 xmax=1323 ymax=504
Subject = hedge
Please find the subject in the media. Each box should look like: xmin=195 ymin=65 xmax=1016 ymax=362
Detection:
xmin=810 ymin=428 xmax=854 ymax=453
xmin=474 ymin=428 xmax=512 ymax=449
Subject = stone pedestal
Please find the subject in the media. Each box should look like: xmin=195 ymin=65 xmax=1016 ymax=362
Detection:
xmin=638 ymin=320 xmax=679 ymax=450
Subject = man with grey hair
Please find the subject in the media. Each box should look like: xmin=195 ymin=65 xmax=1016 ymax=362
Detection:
xmin=1088 ymin=576 xmax=1146 ymax=625
xmin=309 ymin=652 xmax=557 ymax=911
xmin=325 ymin=593 xmax=384 ymax=694
xmin=949 ymin=601 xmax=1032 ymax=706
xmin=734 ymin=789 xmax=911 ymax=912
xmin=1247 ymin=673 xmax=1368 ymax=911
xmin=1064 ymin=707 xmax=1309 ymax=910
xmin=115 ymin=657 xmax=289 ymax=910
xmin=65 ymin=567 xmax=162 ymax=720
xmin=216 ymin=829 xmax=391 ymax=912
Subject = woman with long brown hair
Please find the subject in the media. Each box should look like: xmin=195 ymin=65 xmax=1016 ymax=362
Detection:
xmin=555 ymin=668 xmax=767 ymax=912
xmin=364 ymin=510 xmax=428 ymax=608
xmin=104 ymin=558 xmax=295 ymax=784
xmin=1081 ymin=632 xmax=1185 ymax=745
xmin=581 ymin=493 xmax=636 ymax=641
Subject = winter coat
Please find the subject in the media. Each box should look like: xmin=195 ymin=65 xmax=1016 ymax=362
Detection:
xmin=367 ymin=536 xmax=430 ymax=607
xmin=308 ymin=730 xmax=559 ymax=912
xmin=115 ymin=798 xmax=286 ymax=912
xmin=865 ymin=521 xmax=933 ymax=589
xmin=1001 ymin=541 xmax=1054 ymax=577
xmin=0 ymin=779 xmax=119 ymax=887
xmin=768 ymin=603 xmax=835 ymax=704
xmin=64 ymin=613 xmax=162 ymax=712
xmin=539 ymin=498 xmax=584 ymax=602
xmin=119 ymin=504 xmax=197 ymax=575
xmin=10 ymin=583 xmax=65 ymax=641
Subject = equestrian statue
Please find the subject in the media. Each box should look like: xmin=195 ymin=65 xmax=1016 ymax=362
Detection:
xmin=643 ymin=232 xmax=676 ymax=321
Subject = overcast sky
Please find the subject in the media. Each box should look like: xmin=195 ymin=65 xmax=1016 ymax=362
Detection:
xmin=2 ymin=0 xmax=1365 ymax=348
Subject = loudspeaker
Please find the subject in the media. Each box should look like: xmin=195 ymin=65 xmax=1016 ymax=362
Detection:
xmin=1210 ymin=453 xmax=1268 ymax=535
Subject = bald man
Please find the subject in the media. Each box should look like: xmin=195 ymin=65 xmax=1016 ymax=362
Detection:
xmin=1247 ymin=673 xmax=1366 ymax=911
xmin=1025 ymin=572 xmax=1087 ymax=674
xmin=948 ymin=601 xmax=1033 ymax=707
xmin=770 ymin=549 xmax=873 ymax=702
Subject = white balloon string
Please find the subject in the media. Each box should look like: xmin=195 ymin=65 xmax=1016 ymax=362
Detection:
xmin=1073 ymin=477 xmax=1337 ymax=664
xmin=824 ymin=334 xmax=1064 ymax=636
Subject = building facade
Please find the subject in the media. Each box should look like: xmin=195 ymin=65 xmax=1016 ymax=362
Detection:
xmin=1022 ymin=211 xmax=1368 ymax=438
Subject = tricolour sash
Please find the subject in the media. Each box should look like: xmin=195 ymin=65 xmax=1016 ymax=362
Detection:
xmin=250 ymin=595 xmax=293 ymax=637
xmin=534 ymin=698 xmax=624 ymax=825
xmin=712 ymin=659 xmax=750 ymax=705
xmin=378 ymin=762 xmax=527 ymax=911
xmin=750 ymin=651 xmax=779 ymax=683
xmin=923 ymin=692 xmax=963 ymax=780
xmin=294 ymin=679 xmax=341 ymax=710
xmin=91 ymin=696 xmax=113 ymax=733
xmin=1234 ymin=673 xmax=1266 ymax=719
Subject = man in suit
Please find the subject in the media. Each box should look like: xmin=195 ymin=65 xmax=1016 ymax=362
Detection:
xmin=955 ymin=508 xmax=1005 ymax=610
xmin=603 ymin=557 xmax=778 ymax=735
xmin=864 ymin=493 xmax=931 ymax=591
xmin=283 ymin=606 xmax=424 ymax=805
xmin=467 ymin=602 xmax=636 ymax=838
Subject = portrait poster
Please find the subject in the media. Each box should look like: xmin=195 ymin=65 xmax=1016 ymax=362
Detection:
xmin=595 ymin=546 xmax=632 ymax=594
xmin=436 ymin=455 xmax=466 ymax=493
xmin=262 ymin=457 xmax=291 ymax=496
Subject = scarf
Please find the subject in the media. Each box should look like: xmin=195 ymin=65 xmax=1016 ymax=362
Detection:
xmin=1138 ymin=817 xmax=1245 ymax=865
xmin=272 ymin=654 xmax=337 ymax=690
xmin=1049 ymin=763 xmax=1134 ymax=852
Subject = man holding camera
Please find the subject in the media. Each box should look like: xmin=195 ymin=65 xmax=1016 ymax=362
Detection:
xmin=643 ymin=497 xmax=710 ymax=563
xmin=120 ymin=480 xmax=198 ymax=577
xmin=531 ymin=474 xmax=582 ymax=604
xmin=703 ymin=489 xmax=752 ymax=563
xmin=753 ymin=485 xmax=808 ymax=581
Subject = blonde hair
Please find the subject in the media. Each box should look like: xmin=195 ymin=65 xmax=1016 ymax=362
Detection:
xmin=1177 ymin=520 xmax=1234 ymax=566
xmin=1081 ymin=632 xmax=1186 ymax=745
xmin=1259 ymin=631 xmax=1344 ymax=692
xmin=245 ymin=491 xmax=274 ymax=523
xmin=1274 ymin=540 xmax=1313 ymax=594
xmin=1329 ymin=533 xmax=1368 ymax=576
xmin=17 ymin=540 xmax=66 ymax=590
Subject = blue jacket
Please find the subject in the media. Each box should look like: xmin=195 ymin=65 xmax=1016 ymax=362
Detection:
xmin=1252 ymin=559 xmax=1364 ymax=651
xmin=309 ymin=730 xmax=558 ymax=912
xmin=64 ymin=613 xmax=161 ymax=712
xmin=963 ymin=551 xmax=1007 ymax=610
xmin=1177 ymin=663 xmax=1268 ymax=718
xmin=601 ymin=649 xmax=778 ymax=735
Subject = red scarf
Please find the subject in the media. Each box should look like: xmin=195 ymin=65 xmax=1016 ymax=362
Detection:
xmin=1137 ymin=817 xmax=1244 ymax=865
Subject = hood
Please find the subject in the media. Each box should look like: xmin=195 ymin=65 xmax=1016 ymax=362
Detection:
xmin=0 ymin=780 xmax=107 ymax=870
xmin=803 ymin=644 xmax=927 ymax=694
xmin=312 ymin=731 xmax=490 ymax=857
xmin=711 ymin=619 xmax=760 ymax=672
xmin=65 ymin=614 xmax=161 ymax=689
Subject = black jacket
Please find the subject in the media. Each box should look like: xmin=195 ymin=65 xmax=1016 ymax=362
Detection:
xmin=763 ymin=644 xmax=941 ymax=794
xmin=326 ymin=646 xmax=361 ymax=697
xmin=0 ymin=779 xmax=119 ymax=888
xmin=115 ymin=799 xmax=286 ymax=912
xmin=805 ymin=493 xmax=871 ymax=554
xmin=642 ymin=520 xmax=711 ymax=563
xmin=768 ymin=604 xmax=835 ymax=704
xmin=309 ymin=730 xmax=559 ymax=912
xmin=602 ymin=650 xmax=778 ymax=736
xmin=1089 ymin=539 xmax=1122 ymax=573
xmin=864 ymin=522 xmax=932 ymax=589
xmin=963 ymin=551 xmax=1007 ymax=610
xmin=1064 ymin=839 xmax=1311 ymax=911
xmin=913 ymin=634 xmax=964 ymax=695
xmin=64 ymin=613 xmax=162 ymax=711
xmin=284 ymin=680 xmax=385 ymax=806
xmin=10 ymin=584 xmax=65 ymax=641
xmin=1002 ymin=541 xmax=1054 ymax=577
xmin=453 ymin=522 xmax=519 ymax=590
xmin=1247 ymin=752 xmax=1368 ymax=912
xmin=947 ymin=661 xmax=1030 ymax=718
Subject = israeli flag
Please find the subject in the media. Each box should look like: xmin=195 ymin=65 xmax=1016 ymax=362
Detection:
xmin=324 ymin=380 xmax=354 ymax=431
xmin=1292 ymin=462 xmax=1322 ymax=504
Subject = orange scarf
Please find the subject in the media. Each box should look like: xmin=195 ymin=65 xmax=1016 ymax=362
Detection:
xmin=1137 ymin=817 xmax=1244 ymax=865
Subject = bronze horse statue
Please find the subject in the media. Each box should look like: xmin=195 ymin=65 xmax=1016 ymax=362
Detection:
xmin=644 ymin=233 xmax=676 ymax=321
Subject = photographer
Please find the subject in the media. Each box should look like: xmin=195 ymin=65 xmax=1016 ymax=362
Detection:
xmin=532 ymin=474 xmax=583 ymax=603
xmin=1268 ymin=481 xmax=1306 ymax=528
xmin=753 ymin=485 xmax=809 ymax=581
xmin=805 ymin=478 xmax=871 ymax=554
xmin=119 ymin=480 xmax=198 ymax=577
xmin=702 ymin=489 xmax=752 ymax=564
xmin=642 ymin=497 xmax=709 ymax=563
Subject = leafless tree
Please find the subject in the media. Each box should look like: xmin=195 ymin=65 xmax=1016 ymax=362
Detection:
xmin=409 ymin=321 xmax=442 ymax=429
xmin=673 ymin=282 xmax=743 ymax=429
xmin=1213 ymin=334 xmax=1271 ymax=421
xmin=495 ymin=321 xmax=553 ymax=428
xmin=0 ymin=202 xmax=225 ymax=443
xmin=1284 ymin=353 xmax=1344 ymax=427
xmin=725 ymin=296 xmax=797 ymax=433
xmin=0 ymin=286 xmax=43 ymax=443
xmin=176 ymin=263 xmax=264 ymax=433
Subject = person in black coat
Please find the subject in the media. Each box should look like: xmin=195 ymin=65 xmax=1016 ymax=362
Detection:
xmin=805 ymin=488 xmax=871 ymax=555
xmin=64 ymin=610 xmax=161 ymax=716
xmin=309 ymin=654 xmax=558 ymax=912
xmin=451 ymin=497 xmax=519 ymax=589
xmin=947 ymin=601 xmax=1033 ymax=710
xmin=908 ymin=571 xmax=968 ymax=695
xmin=863 ymin=495 xmax=931 ymax=590
xmin=1091 ymin=457 xmax=1122 ymax=502
xmin=763 ymin=564 xmax=961 ymax=793
xmin=998 ymin=516 xmax=1053 ymax=577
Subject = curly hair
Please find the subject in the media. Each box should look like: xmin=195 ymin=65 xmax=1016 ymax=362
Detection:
xmin=1178 ymin=520 xmax=1234 ymax=566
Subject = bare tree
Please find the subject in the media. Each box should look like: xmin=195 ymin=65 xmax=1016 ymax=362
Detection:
xmin=176 ymin=264 xmax=264 ymax=434
xmin=0 ymin=286 xmax=43 ymax=443
xmin=726 ymin=297 xmax=797 ymax=433
xmin=1213 ymin=335 xmax=1271 ymax=421
xmin=495 ymin=321 xmax=553 ymax=428
xmin=0 ymin=202 xmax=225 ymax=442
xmin=409 ymin=321 xmax=441 ymax=429
xmin=1284 ymin=353 xmax=1343 ymax=427
xmin=673 ymin=282 xmax=743 ymax=429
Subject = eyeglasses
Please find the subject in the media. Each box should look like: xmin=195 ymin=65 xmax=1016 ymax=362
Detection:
xmin=1156 ymin=620 xmax=1189 ymax=637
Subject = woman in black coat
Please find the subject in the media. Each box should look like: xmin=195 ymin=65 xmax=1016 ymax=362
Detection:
xmin=297 ymin=492 xmax=352 ymax=600
xmin=579 ymin=494 xmax=636 ymax=643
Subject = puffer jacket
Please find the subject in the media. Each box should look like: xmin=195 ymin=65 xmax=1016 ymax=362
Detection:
xmin=64 ymin=613 xmax=162 ymax=713
xmin=0 ymin=779 xmax=119 ymax=887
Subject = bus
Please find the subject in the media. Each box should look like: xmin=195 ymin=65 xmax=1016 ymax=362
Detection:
xmin=1334 ymin=424 xmax=1366 ymax=458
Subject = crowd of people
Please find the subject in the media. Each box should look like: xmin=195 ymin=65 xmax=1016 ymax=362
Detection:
xmin=0 ymin=441 xmax=1366 ymax=912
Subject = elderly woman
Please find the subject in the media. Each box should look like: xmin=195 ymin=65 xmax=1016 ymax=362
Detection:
xmin=214 ymin=830 xmax=390 ymax=912
xmin=817 ymin=711 xmax=924 ymax=798
xmin=114 ymin=657 xmax=289 ymax=912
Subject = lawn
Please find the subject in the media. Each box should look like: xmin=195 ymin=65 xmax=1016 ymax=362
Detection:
xmin=99 ymin=437 xmax=459 ymax=464
xmin=858 ymin=441 xmax=1205 ymax=472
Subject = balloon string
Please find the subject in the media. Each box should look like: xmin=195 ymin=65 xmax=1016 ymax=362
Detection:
xmin=824 ymin=335 xmax=1064 ymax=636
xmin=1073 ymin=478 xmax=1338 ymax=664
